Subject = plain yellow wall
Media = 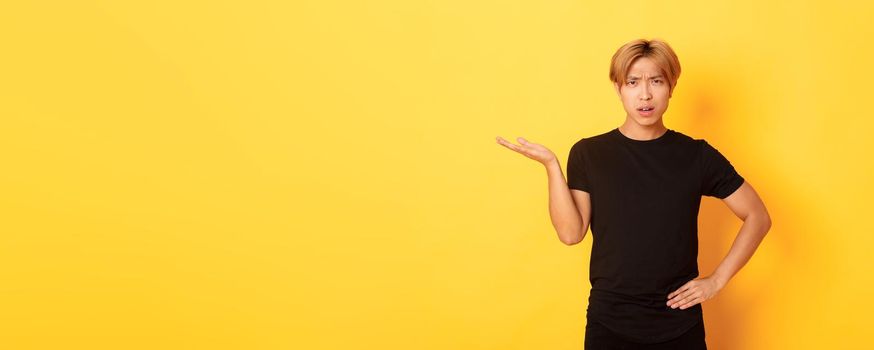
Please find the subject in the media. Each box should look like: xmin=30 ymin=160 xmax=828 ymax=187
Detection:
xmin=1 ymin=1 xmax=872 ymax=349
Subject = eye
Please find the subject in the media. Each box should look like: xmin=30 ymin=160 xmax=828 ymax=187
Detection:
xmin=626 ymin=80 xmax=637 ymax=86
xmin=653 ymin=79 xmax=663 ymax=84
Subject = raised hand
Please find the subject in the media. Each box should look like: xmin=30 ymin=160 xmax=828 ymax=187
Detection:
xmin=495 ymin=136 xmax=557 ymax=166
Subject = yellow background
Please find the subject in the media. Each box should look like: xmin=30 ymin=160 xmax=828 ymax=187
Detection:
xmin=1 ymin=1 xmax=872 ymax=349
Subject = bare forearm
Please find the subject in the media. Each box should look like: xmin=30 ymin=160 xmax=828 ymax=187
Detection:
xmin=710 ymin=213 xmax=772 ymax=288
xmin=544 ymin=158 xmax=585 ymax=245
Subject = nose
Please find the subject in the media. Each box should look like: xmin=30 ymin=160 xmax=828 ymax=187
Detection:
xmin=640 ymin=84 xmax=652 ymax=100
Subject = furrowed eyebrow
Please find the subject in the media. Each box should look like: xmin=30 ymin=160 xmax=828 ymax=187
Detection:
xmin=627 ymin=75 xmax=664 ymax=80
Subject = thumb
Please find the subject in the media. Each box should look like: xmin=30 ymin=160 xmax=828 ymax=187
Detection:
xmin=517 ymin=137 xmax=529 ymax=145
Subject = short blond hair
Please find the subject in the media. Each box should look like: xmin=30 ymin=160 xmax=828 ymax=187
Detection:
xmin=609 ymin=39 xmax=681 ymax=94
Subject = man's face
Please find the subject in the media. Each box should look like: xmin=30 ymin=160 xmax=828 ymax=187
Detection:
xmin=613 ymin=57 xmax=672 ymax=127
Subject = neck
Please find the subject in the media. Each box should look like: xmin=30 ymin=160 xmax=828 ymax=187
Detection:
xmin=618 ymin=119 xmax=668 ymax=141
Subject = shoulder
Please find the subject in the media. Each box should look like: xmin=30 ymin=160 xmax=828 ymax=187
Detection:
xmin=673 ymin=130 xmax=733 ymax=149
xmin=670 ymin=129 xmax=704 ymax=146
xmin=681 ymin=132 xmax=739 ymax=167
xmin=569 ymin=129 xmax=611 ymax=159
xmin=571 ymin=128 xmax=614 ymax=148
xmin=670 ymin=130 xmax=714 ymax=157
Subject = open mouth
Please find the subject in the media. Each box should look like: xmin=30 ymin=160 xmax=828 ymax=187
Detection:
xmin=637 ymin=106 xmax=655 ymax=111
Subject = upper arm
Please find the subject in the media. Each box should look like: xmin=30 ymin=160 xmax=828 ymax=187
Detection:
xmin=570 ymin=189 xmax=591 ymax=233
xmin=567 ymin=140 xmax=592 ymax=237
xmin=722 ymin=180 xmax=771 ymax=226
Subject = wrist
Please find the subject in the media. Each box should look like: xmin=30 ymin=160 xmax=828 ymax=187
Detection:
xmin=543 ymin=156 xmax=560 ymax=169
xmin=710 ymin=273 xmax=729 ymax=290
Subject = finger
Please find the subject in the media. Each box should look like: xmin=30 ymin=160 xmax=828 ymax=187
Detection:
xmin=496 ymin=137 xmax=523 ymax=152
xmin=679 ymin=297 xmax=701 ymax=310
xmin=501 ymin=142 xmax=532 ymax=157
xmin=668 ymin=283 xmax=691 ymax=299
xmin=668 ymin=287 xmax=697 ymax=305
xmin=671 ymin=292 xmax=699 ymax=309
xmin=667 ymin=288 xmax=692 ymax=306
xmin=668 ymin=287 xmax=695 ymax=303
xmin=517 ymin=137 xmax=529 ymax=145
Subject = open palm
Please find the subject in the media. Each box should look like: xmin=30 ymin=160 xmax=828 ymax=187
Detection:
xmin=495 ymin=136 xmax=556 ymax=166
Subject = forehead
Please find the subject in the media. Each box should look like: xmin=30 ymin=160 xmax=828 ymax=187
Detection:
xmin=626 ymin=57 xmax=664 ymax=78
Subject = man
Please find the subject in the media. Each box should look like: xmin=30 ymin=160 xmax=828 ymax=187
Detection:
xmin=496 ymin=38 xmax=772 ymax=349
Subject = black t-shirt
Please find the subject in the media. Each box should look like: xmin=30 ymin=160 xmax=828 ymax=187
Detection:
xmin=566 ymin=127 xmax=744 ymax=344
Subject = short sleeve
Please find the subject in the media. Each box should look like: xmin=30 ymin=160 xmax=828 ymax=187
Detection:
xmin=700 ymin=140 xmax=745 ymax=199
xmin=567 ymin=140 xmax=591 ymax=193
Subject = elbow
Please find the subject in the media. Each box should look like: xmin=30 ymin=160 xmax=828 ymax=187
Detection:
xmin=752 ymin=211 xmax=772 ymax=235
xmin=561 ymin=236 xmax=582 ymax=246
xmin=560 ymin=225 xmax=588 ymax=246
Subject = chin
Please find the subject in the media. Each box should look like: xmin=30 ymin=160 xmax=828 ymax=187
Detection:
xmin=632 ymin=116 xmax=663 ymax=126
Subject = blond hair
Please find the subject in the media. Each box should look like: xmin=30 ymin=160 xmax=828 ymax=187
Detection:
xmin=609 ymin=39 xmax=681 ymax=94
